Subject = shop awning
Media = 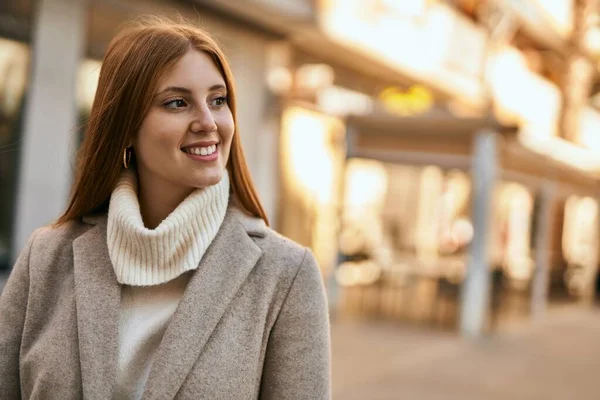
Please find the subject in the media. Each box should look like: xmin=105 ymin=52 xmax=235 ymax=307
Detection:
xmin=345 ymin=113 xmax=600 ymax=197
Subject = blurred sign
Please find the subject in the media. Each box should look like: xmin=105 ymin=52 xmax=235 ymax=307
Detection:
xmin=378 ymin=85 xmax=433 ymax=116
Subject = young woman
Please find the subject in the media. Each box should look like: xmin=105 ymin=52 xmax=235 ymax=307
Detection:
xmin=0 ymin=17 xmax=331 ymax=399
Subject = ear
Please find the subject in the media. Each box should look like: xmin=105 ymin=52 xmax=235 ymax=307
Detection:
xmin=125 ymin=132 xmax=138 ymax=149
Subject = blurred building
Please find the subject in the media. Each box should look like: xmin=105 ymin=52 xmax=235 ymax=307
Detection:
xmin=2 ymin=0 xmax=600 ymax=336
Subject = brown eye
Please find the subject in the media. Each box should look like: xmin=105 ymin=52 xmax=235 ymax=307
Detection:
xmin=164 ymin=98 xmax=187 ymax=109
xmin=210 ymin=96 xmax=228 ymax=107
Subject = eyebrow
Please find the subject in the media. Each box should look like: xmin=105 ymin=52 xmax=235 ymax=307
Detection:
xmin=155 ymin=84 xmax=227 ymax=96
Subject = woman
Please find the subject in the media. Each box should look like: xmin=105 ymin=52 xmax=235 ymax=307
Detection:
xmin=0 ymin=17 xmax=331 ymax=399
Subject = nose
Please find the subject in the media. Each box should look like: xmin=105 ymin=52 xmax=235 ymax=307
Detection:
xmin=190 ymin=105 xmax=217 ymax=134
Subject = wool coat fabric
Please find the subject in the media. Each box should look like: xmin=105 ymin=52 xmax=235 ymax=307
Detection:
xmin=0 ymin=206 xmax=331 ymax=399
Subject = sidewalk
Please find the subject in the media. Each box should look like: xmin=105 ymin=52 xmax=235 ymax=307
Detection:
xmin=331 ymin=307 xmax=600 ymax=399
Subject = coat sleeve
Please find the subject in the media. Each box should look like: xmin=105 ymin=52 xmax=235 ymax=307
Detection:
xmin=0 ymin=231 xmax=37 ymax=399
xmin=260 ymin=249 xmax=332 ymax=400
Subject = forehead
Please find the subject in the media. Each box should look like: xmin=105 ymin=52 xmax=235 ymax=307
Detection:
xmin=157 ymin=50 xmax=225 ymax=90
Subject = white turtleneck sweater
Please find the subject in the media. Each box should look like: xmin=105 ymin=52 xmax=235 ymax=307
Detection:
xmin=107 ymin=170 xmax=230 ymax=400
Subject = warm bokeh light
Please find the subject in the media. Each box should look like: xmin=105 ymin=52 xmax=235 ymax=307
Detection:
xmin=499 ymin=183 xmax=534 ymax=284
xmin=0 ymin=38 xmax=29 ymax=117
xmin=77 ymin=59 xmax=102 ymax=111
xmin=339 ymin=159 xmax=389 ymax=263
xmin=528 ymin=0 xmax=574 ymax=37
xmin=378 ymin=85 xmax=434 ymax=116
xmin=294 ymin=63 xmax=335 ymax=92
xmin=280 ymin=106 xmax=345 ymax=275
xmin=317 ymin=85 xmax=373 ymax=116
xmin=344 ymin=158 xmax=388 ymax=214
xmin=335 ymin=260 xmax=381 ymax=287
xmin=563 ymin=195 xmax=600 ymax=295
xmin=281 ymin=107 xmax=339 ymax=204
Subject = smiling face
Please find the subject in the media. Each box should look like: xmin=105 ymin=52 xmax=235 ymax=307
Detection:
xmin=132 ymin=49 xmax=234 ymax=196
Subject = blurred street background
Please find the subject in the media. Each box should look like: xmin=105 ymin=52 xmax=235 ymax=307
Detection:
xmin=2 ymin=0 xmax=600 ymax=398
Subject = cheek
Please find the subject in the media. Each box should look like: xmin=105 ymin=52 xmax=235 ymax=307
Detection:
xmin=216 ymin=113 xmax=235 ymax=152
xmin=218 ymin=113 xmax=235 ymax=141
xmin=136 ymin=113 xmax=184 ymax=154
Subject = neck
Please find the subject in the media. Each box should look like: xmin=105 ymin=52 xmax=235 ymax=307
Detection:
xmin=136 ymin=172 xmax=195 ymax=229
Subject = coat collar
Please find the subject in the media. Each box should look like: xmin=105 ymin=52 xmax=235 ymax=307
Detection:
xmin=75 ymin=205 xmax=265 ymax=399
xmin=73 ymin=215 xmax=121 ymax=400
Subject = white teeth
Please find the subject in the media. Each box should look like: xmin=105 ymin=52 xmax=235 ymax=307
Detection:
xmin=185 ymin=144 xmax=218 ymax=156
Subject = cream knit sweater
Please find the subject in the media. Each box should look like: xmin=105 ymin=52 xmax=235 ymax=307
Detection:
xmin=107 ymin=170 xmax=229 ymax=399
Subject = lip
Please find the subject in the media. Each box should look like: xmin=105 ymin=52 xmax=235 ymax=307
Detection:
xmin=181 ymin=140 xmax=219 ymax=150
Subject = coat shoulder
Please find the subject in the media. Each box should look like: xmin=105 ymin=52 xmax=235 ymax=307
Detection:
xmin=231 ymin=208 xmax=315 ymax=278
xmin=21 ymin=219 xmax=93 ymax=264
xmin=259 ymin=227 xmax=307 ymax=262
xmin=249 ymin=226 xmax=318 ymax=283
xmin=35 ymin=219 xmax=89 ymax=245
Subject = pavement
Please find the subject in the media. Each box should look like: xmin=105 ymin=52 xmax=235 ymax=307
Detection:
xmin=331 ymin=307 xmax=600 ymax=400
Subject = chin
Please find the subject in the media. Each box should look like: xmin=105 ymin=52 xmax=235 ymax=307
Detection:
xmin=190 ymin=169 xmax=224 ymax=188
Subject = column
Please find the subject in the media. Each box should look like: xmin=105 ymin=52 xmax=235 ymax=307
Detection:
xmin=460 ymin=130 xmax=498 ymax=337
xmin=227 ymin=29 xmax=278 ymax=224
xmin=12 ymin=0 xmax=88 ymax=260
xmin=530 ymin=182 xmax=556 ymax=318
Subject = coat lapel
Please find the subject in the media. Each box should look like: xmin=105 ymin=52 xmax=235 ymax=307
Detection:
xmin=73 ymin=215 xmax=121 ymax=400
xmin=142 ymin=208 xmax=263 ymax=400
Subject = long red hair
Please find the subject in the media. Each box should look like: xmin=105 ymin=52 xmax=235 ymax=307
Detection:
xmin=56 ymin=17 xmax=269 ymax=226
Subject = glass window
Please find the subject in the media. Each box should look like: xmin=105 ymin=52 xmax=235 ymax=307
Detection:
xmin=0 ymin=38 xmax=29 ymax=269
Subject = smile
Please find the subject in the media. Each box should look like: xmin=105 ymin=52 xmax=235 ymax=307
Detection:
xmin=182 ymin=144 xmax=217 ymax=156
xmin=182 ymin=143 xmax=219 ymax=162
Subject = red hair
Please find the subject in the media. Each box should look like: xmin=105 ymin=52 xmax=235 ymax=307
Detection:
xmin=56 ymin=17 xmax=268 ymax=225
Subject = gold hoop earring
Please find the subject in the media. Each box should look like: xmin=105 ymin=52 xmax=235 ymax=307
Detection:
xmin=123 ymin=148 xmax=132 ymax=169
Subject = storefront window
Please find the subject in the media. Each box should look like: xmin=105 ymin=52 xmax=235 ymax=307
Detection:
xmin=278 ymin=106 xmax=346 ymax=279
xmin=336 ymin=163 xmax=473 ymax=328
xmin=334 ymin=162 xmax=546 ymax=329
xmin=562 ymin=195 xmax=600 ymax=298
xmin=0 ymin=38 xmax=29 ymax=269
xmin=492 ymin=183 xmax=535 ymax=287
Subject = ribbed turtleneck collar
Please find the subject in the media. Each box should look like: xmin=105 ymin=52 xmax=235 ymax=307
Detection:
xmin=107 ymin=169 xmax=230 ymax=286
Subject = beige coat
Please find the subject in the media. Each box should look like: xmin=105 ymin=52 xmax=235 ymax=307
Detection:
xmin=0 ymin=207 xmax=331 ymax=399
